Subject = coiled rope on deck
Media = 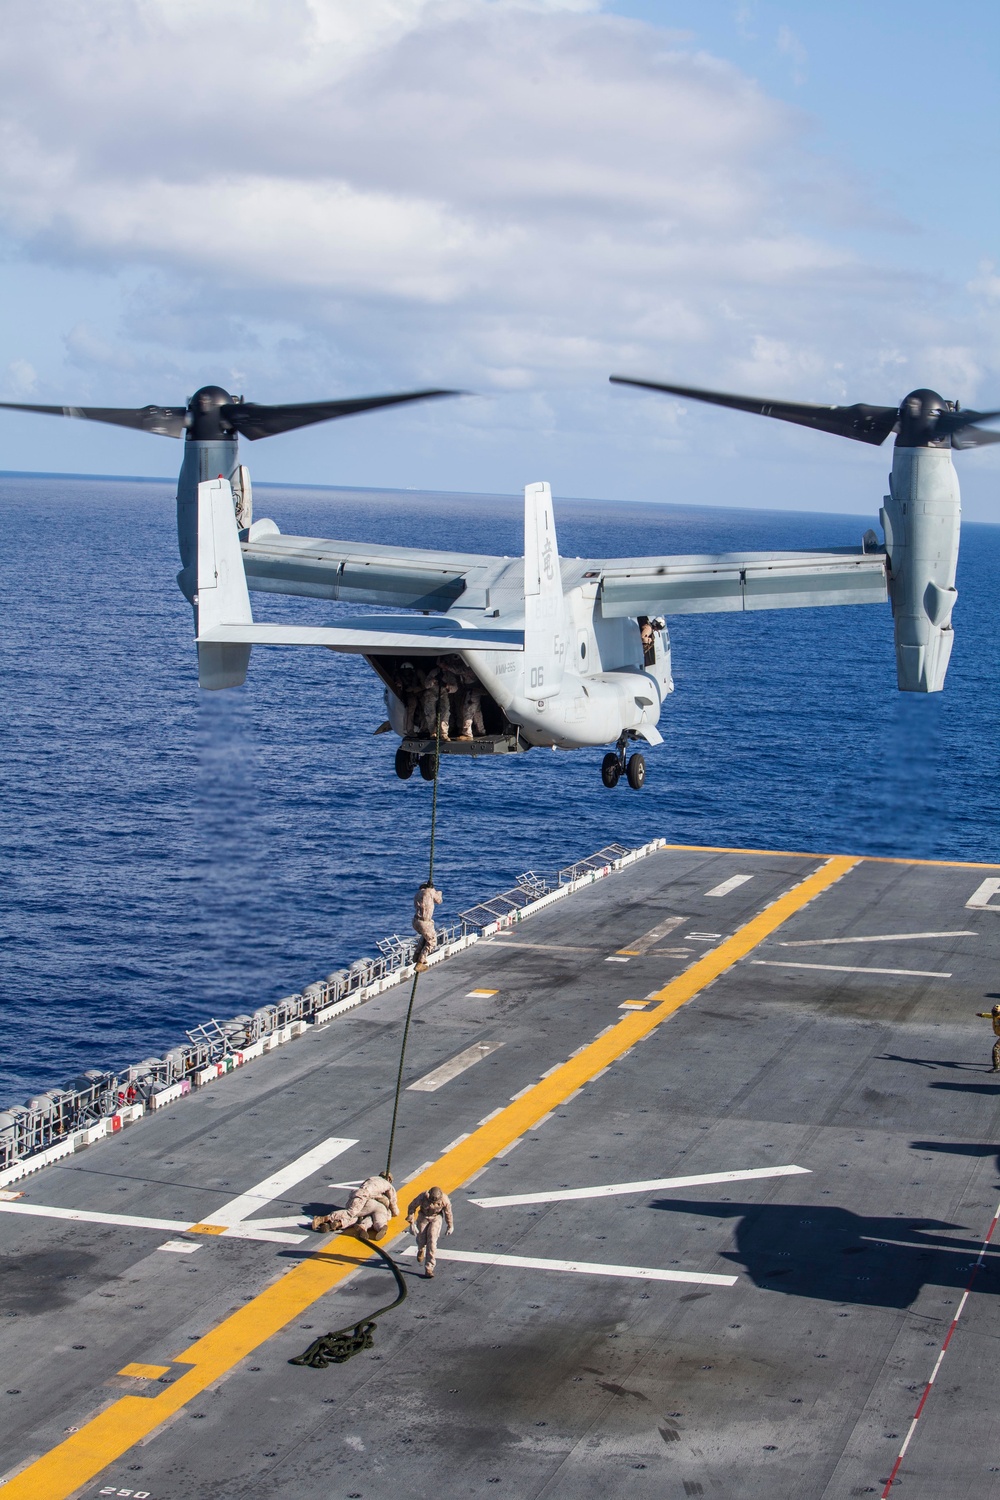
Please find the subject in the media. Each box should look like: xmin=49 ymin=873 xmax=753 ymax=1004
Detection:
xmin=290 ymin=710 xmax=443 ymax=1371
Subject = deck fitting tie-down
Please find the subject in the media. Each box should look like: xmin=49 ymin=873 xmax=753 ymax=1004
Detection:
xmin=292 ymin=710 xmax=442 ymax=1370
xmin=289 ymin=1240 xmax=408 ymax=1368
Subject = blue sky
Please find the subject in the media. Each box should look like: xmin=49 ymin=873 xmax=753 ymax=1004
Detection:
xmin=0 ymin=0 xmax=997 ymax=519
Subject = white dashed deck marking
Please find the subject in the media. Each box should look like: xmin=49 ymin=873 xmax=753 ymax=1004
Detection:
xmin=470 ymin=1164 xmax=809 ymax=1208
xmin=706 ymin=874 xmax=753 ymax=897
xmin=400 ymin=1245 xmax=737 ymax=1286
xmin=408 ymin=1042 xmax=504 ymax=1093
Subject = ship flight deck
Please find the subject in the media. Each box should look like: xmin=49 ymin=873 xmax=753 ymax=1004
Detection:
xmin=2 ymin=844 xmax=1000 ymax=1500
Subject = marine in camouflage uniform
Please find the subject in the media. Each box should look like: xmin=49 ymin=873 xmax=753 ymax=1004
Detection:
xmin=412 ymin=882 xmax=443 ymax=967
xmin=976 ymin=1004 xmax=1000 ymax=1071
xmin=407 ymin=1185 xmax=454 ymax=1277
xmin=312 ymin=1173 xmax=398 ymax=1239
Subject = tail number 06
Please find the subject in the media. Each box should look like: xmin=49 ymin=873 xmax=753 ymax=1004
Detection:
xmin=530 ymin=666 xmax=545 ymax=689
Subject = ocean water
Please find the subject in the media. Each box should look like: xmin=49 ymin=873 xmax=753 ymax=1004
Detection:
xmin=1 ymin=474 xmax=997 ymax=1104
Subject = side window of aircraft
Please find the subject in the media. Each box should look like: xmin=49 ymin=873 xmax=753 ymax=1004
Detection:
xmin=638 ymin=616 xmax=656 ymax=667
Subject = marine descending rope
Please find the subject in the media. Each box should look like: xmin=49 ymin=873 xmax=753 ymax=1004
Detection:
xmin=291 ymin=711 xmax=444 ymax=1371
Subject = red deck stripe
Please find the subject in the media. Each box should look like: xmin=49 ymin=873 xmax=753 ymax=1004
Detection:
xmin=880 ymin=1204 xmax=1000 ymax=1498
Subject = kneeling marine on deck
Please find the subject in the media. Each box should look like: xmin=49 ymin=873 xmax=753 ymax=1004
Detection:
xmin=312 ymin=1173 xmax=399 ymax=1239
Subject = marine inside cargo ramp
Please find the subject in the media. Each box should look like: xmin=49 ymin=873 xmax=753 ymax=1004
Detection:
xmin=2 ymin=844 xmax=1000 ymax=1500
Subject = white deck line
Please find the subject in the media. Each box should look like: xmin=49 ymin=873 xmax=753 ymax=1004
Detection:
xmin=0 ymin=1200 xmax=305 ymax=1244
xmin=408 ymin=1043 xmax=503 ymax=1093
xmin=400 ymin=1245 xmax=737 ymax=1286
xmin=207 ymin=1137 xmax=357 ymax=1228
xmin=706 ymin=874 xmax=753 ymax=897
xmin=779 ymin=931 xmax=976 ymax=947
xmin=751 ymin=960 xmax=952 ymax=978
xmin=470 ymin=1164 xmax=809 ymax=1208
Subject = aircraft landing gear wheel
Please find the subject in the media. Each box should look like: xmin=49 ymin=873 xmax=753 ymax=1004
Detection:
xmin=626 ymin=752 xmax=646 ymax=790
xmin=601 ymin=752 xmax=622 ymax=788
xmin=419 ymin=754 xmax=437 ymax=782
xmin=395 ymin=747 xmax=415 ymax=780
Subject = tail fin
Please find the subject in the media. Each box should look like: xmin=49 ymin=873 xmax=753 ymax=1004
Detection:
xmin=195 ymin=477 xmax=253 ymax=690
xmin=523 ymin=481 xmax=567 ymax=700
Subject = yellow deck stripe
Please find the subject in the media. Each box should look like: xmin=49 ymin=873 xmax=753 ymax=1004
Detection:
xmin=2 ymin=854 xmax=857 ymax=1500
xmin=661 ymin=843 xmax=1000 ymax=870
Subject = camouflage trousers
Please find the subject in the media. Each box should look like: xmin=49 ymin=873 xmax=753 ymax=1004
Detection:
xmin=413 ymin=916 xmax=437 ymax=959
xmin=992 ymin=1038 xmax=1000 ymax=1071
xmin=415 ymin=1214 xmax=443 ymax=1272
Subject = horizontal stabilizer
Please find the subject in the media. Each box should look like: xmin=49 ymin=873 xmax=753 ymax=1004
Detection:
xmin=197 ymin=616 xmax=523 ymax=656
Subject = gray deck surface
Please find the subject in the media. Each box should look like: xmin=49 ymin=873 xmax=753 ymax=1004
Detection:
xmin=3 ymin=845 xmax=1000 ymax=1500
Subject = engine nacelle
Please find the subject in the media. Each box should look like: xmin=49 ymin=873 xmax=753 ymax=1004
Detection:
xmin=880 ymin=446 xmax=960 ymax=693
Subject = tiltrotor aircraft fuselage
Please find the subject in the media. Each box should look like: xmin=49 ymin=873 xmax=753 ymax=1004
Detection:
xmin=4 ymin=374 xmax=996 ymax=787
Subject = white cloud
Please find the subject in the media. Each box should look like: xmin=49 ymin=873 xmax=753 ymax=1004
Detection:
xmin=0 ymin=0 xmax=996 ymax=502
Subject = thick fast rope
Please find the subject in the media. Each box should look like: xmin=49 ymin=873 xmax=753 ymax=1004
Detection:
xmin=288 ymin=1241 xmax=408 ymax=1368
xmin=291 ymin=709 xmax=443 ymax=1371
xmin=384 ymin=705 xmax=442 ymax=1180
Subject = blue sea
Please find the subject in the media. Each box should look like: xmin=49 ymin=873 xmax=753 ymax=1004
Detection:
xmin=2 ymin=474 xmax=998 ymax=1105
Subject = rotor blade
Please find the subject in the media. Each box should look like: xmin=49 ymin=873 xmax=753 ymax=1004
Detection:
xmin=223 ymin=389 xmax=462 ymax=441
xmin=950 ymin=424 xmax=1000 ymax=450
xmin=609 ymin=376 xmax=899 ymax=446
xmin=0 ymin=401 xmax=187 ymax=437
xmin=941 ymin=406 xmax=1000 ymax=436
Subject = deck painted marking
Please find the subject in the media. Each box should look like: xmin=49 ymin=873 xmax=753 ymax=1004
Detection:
xmin=2 ymin=853 xmax=857 ymax=1500
xmin=751 ymin=960 xmax=951 ymax=978
xmin=470 ymin=1164 xmax=810 ymax=1209
xmin=616 ymin=914 xmax=686 ymax=957
xmin=967 ymin=878 xmax=1000 ymax=910
xmin=881 ymin=1195 xmax=1000 ymax=1498
xmin=466 ymin=988 xmax=498 ymax=997
xmin=688 ymin=932 xmax=722 ymax=941
xmin=201 ymin=1137 xmax=357 ymax=1229
xmin=158 ymin=1240 xmax=199 ymax=1255
xmin=484 ymin=940 xmax=599 ymax=953
xmin=605 ymin=955 xmax=631 ymax=963
xmin=705 ymin=874 xmax=753 ymax=897
xmin=400 ymin=1245 xmax=737 ymax=1285
xmin=408 ymin=1042 xmax=504 ymax=1093
xmin=0 ymin=1139 xmax=357 ymax=1244
xmin=119 ymin=1364 xmax=170 ymax=1381
xmin=779 ymin=931 xmax=976 ymax=947
xmin=0 ymin=1201 xmax=305 ymax=1244
xmin=619 ymin=1000 xmax=648 ymax=1010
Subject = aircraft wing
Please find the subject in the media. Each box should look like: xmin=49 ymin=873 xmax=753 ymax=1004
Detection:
xmin=241 ymin=528 xmax=501 ymax=611
xmin=593 ymin=548 xmax=888 ymax=617
xmin=197 ymin=615 xmax=522 ymax=655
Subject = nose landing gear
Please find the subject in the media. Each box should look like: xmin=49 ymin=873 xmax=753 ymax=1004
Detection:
xmin=601 ymin=735 xmax=647 ymax=789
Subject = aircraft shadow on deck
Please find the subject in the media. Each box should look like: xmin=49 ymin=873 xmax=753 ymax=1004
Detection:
xmin=649 ymin=1198 xmax=999 ymax=1309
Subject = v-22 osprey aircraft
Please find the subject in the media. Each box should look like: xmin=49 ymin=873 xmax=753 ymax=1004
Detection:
xmin=4 ymin=373 xmax=996 ymax=787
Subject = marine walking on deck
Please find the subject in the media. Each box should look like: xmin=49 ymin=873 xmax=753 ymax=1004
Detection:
xmin=975 ymin=1003 xmax=1000 ymax=1071
xmin=407 ymin=1186 xmax=454 ymax=1277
